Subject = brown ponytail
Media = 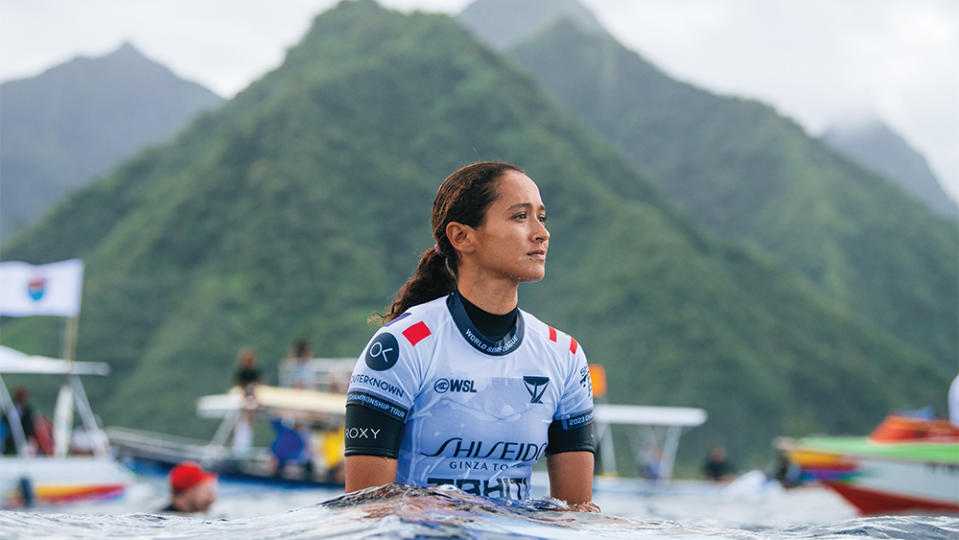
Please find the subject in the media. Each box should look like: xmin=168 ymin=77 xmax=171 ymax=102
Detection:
xmin=378 ymin=161 xmax=524 ymax=324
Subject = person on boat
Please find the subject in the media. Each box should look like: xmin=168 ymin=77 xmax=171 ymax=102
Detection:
xmin=702 ymin=444 xmax=736 ymax=482
xmin=160 ymin=461 xmax=217 ymax=514
xmin=2 ymin=387 xmax=35 ymax=455
xmin=234 ymin=347 xmax=261 ymax=390
xmin=232 ymin=347 xmax=260 ymax=456
xmin=269 ymin=418 xmax=316 ymax=478
xmin=285 ymin=338 xmax=316 ymax=390
xmin=344 ymin=162 xmax=597 ymax=511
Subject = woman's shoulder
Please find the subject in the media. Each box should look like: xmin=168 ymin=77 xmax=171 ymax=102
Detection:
xmin=520 ymin=310 xmax=583 ymax=356
xmin=366 ymin=295 xmax=449 ymax=350
xmin=382 ymin=295 xmax=448 ymax=329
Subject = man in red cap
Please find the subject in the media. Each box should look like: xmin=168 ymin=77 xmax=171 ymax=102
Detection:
xmin=161 ymin=461 xmax=217 ymax=513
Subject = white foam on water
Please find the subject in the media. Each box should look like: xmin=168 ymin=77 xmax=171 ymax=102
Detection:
xmin=2 ymin=478 xmax=957 ymax=539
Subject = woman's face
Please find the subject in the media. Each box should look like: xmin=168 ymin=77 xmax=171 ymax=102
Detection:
xmin=471 ymin=170 xmax=550 ymax=283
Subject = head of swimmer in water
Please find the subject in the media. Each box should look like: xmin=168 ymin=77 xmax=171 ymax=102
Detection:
xmin=381 ymin=162 xmax=549 ymax=323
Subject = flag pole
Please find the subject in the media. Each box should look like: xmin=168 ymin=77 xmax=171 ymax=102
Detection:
xmin=64 ymin=315 xmax=79 ymax=362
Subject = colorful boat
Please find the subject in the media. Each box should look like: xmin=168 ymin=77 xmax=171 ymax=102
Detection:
xmin=107 ymin=383 xmax=348 ymax=488
xmin=777 ymin=415 xmax=959 ymax=515
xmin=0 ymin=346 xmax=134 ymax=508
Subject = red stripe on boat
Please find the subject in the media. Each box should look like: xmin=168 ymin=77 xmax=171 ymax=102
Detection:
xmin=825 ymin=481 xmax=959 ymax=515
xmin=402 ymin=322 xmax=431 ymax=346
xmin=569 ymin=337 xmax=578 ymax=354
xmin=548 ymin=327 xmax=557 ymax=342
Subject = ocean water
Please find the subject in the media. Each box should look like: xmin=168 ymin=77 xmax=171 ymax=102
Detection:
xmin=2 ymin=478 xmax=958 ymax=539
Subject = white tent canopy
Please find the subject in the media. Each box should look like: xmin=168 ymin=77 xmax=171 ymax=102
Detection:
xmin=0 ymin=345 xmax=109 ymax=376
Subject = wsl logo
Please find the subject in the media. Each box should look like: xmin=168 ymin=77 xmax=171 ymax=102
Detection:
xmin=26 ymin=277 xmax=46 ymax=301
xmin=433 ymin=378 xmax=478 ymax=393
xmin=523 ymin=376 xmax=549 ymax=404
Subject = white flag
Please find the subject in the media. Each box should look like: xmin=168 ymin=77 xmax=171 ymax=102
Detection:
xmin=0 ymin=259 xmax=84 ymax=317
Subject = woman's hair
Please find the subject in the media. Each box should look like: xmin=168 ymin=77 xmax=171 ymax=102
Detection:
xmin=378 ymin=161 xmax=524 ymax=324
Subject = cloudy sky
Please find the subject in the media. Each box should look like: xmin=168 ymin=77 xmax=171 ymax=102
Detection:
xmin=2 ymin=0 xmax=957 ymax=203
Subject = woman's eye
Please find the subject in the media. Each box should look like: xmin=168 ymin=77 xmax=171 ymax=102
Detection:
xmin=538 ymin=215 xmax=548 ymax=223
xmin=513 ymin=213 xmax=527 ymax=220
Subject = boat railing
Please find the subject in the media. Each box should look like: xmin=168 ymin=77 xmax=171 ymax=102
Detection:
xmin=106 ymin=426 xmax=235 ymax=464
xmin=277 ymin=357 xmax=354 ymax=392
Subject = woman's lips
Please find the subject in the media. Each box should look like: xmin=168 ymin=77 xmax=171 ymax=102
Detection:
xmin=527 ymin=250 xmax=546 ymax=261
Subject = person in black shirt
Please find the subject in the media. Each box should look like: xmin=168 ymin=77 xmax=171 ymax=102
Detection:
xmin=234 ymin=347 xmax=261 ymax=389
xmin=232 ymin=348 xmax=260 ymax=455
xmin=702 ymin=444 xmax=736 ymax=482
xmin=2 ymin=387 xmax=35 ymax=455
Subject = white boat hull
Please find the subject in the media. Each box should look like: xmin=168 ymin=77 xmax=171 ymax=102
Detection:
xmin=1 ymin=456 xmax=133 ymax=508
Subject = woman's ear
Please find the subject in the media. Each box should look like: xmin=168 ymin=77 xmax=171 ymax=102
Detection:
xmin=446 ymin=221 xmax=476 ymax=255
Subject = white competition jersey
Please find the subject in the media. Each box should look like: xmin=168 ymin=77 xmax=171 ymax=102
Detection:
xmin=347 ymin=291 xmax=594 ymax=499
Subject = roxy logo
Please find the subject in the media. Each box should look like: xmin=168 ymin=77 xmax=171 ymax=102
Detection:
xmin=433 ymin=378 xmax=478 ymax=394
xmin=345 ymin=427 xmax=381 ymax=440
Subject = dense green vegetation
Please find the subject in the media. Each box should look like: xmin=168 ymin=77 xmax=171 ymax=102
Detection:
xmin=1 ymin=1 xmax=950 ymax=470
xmin=507 ymin=19 xmax=958 ymax=368
xmin=822 ymin=120 xmax=958 ymax=221
xmin=0 ymin=43 xmax=222 ymax=240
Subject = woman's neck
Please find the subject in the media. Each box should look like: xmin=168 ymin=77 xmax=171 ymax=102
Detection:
xmin=456 ymin=270 xmax=518 ymax=315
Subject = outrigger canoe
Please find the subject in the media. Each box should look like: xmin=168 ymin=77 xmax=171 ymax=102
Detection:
xmin=777 ymin=415 xmax=959 ymax=515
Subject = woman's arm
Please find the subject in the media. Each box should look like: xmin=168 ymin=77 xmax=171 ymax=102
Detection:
xmin=546 ymin=451 xmax=598 ymax=511
xmin=344 ymin=455 xmax=398 ymax=492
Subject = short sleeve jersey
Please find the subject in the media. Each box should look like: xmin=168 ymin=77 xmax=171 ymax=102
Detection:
xmin=346 ymin=291 xmax=594 ymax=499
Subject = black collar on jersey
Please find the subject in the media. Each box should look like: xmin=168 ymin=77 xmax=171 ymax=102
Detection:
xmin=459 ymin=291 xmax=518 ymax=341
xmin=446 ymin=289 xmax=525 ymax=356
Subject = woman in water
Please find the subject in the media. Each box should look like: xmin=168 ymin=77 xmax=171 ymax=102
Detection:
xmin=344 ymin=162 xmax=596 ymax=510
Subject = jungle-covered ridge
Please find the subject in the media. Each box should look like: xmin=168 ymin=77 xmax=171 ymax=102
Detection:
xmin=1 ymin=0 xmax=954 ymax=470
xmin=821 ymin=119 xmax=958 ymax=221
xmin=492 ymin=14 xmax=957 ymax=369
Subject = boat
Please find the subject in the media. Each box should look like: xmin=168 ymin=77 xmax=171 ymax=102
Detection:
xmin=593 ymin=403 xmax=707 ymax=481
xmin=108 ymin=383 xmax=348 ymax=488
xmin=0 ymin=345 xmax=134 ymax=508
xmin=777 ymin=415 xmax=959 ymax=515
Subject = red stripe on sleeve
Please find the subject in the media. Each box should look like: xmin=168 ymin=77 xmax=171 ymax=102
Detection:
xmin=548 ymin=326 xmax=557 ymax=342
xmin=569 ymin=337 xmax=579 ymax=354
xmin=402 ymin=321 xmax=431 ymax=346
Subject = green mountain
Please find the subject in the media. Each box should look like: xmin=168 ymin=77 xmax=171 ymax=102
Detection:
xmin=0 ymin=1 xmax=948 ymax=469
xmin=0 ymin=42 xmax=222 ymax=240
xmin=822 ymin=120 xmax=958 ymax=221
xmin=503 ymin=18 xmax=958 ymax=368
xmin=457 ymin=0 xmax=604 ymax=49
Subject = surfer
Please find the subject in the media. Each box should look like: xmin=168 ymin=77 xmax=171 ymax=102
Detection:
xmin=344 ymin=162 xmax=597 ymax=511
xmin=160 ymin=461 xmax=217 ymax=514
